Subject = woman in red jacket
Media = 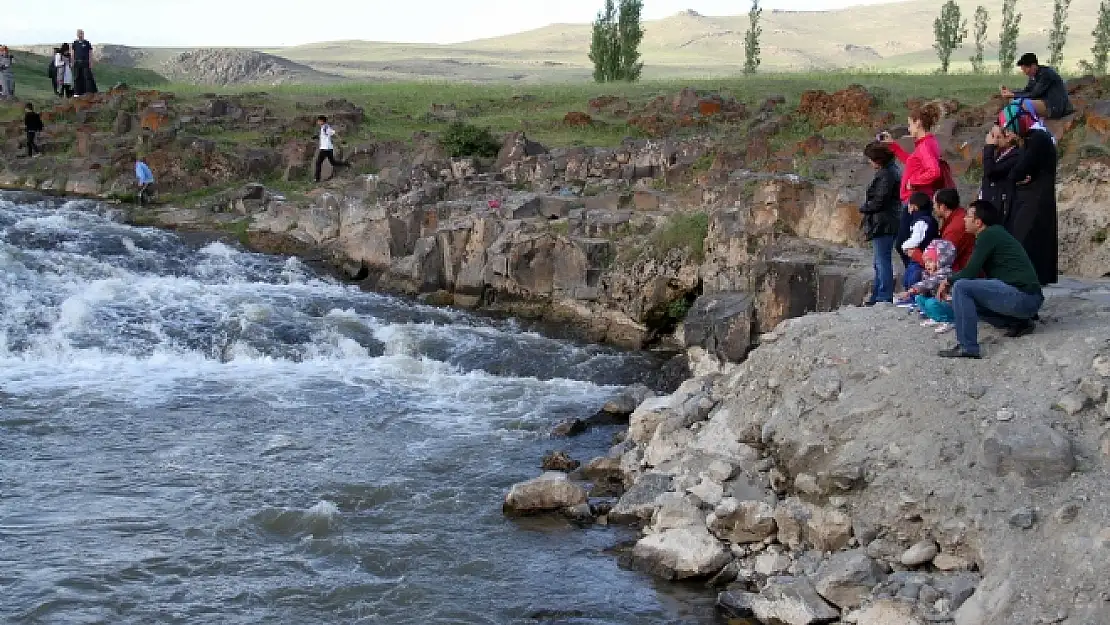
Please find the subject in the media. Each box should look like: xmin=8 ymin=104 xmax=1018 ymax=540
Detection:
xmin=880 ymin=103 xmax=945 ymax=282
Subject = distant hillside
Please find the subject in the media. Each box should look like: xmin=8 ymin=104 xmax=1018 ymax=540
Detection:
xmin=157 ymin=49 xmax=341 ymax=86
xmin=15 ymin=0 xmax=1106 ymax=84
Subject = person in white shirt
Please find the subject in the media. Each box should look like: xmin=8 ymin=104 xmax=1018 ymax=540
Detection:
xmin=314 ymin=115 xmax=349 ymax=183
xmin=55 ymin=44 xmax=74 ymax=98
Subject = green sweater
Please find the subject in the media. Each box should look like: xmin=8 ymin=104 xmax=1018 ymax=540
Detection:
xmin=951 ymin=225 xmax=1042 ymax=294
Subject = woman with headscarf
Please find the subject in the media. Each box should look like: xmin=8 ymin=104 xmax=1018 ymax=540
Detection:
xmin=980 ymin=124 xmax=1021 ymax=224
xmin=999 ymin=101 xmax=1058 ymax=285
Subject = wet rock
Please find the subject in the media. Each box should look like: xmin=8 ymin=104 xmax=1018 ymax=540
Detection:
xmin=561 ymin=503 xmax=594 ymax=524
xmin=1008 ymin=506 xmax=1036 ymax=530
xmin=608 ymin=473 xmax=673 ymax=525
xmin=598 ymin=384 xmax=654 ymax=419
xmin=708 ymin=498 xmax=777 ymax=544
xmin=503 ymin=472 xmax=588 ymax=515
xmin=855 ymin=599 xmax=926 ymax=625
xmin=580 ymin=455 xmax=624 ymax=483
xmin=541 ymin=450 xmax=580 ymax=472
xmin=718 ymin=576 xmax=840 ymax=625
xmin=551 ymin=418 xmax=587 ymax=437
xmin=630 ymin=525 xmax=731 ymax=580
xmin=814 ymin=549 xmax=886 ymax=609
xmin=900 ymin=540 xmax=939 ymax=567
xmin=981 ymin=423 xmax=1076 ymax=487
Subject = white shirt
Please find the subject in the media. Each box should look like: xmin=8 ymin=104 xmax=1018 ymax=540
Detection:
xmin=902 ymin=220 xmax=930 ymax=252
xmin=319 ymin=124 xmax=335 ymax=150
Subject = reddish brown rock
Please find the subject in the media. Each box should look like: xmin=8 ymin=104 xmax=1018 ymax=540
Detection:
xmin=563 ymin=111 xmax=593 ymax=127
xmin=698 ymin=99 xmax=723 ymax=116
xmin=797 ymin=85 xmax=876 ymax=128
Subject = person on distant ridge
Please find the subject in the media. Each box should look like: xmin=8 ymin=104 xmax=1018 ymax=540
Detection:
xmin=72 ymin=29 xmax=97 ymax=96
xmin=314 ymin=115 xmax=349 ymax=183
xmin=1000 ymin=53 xmax=1074 ymax=120
xmin=56 ymin=44 xmax=74 ymax=98
xmin=0 ymin=46 xmax=14 ymax=99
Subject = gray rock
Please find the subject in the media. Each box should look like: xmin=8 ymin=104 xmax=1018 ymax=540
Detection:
xmin=599 ymin=384 xmax=654 ymax=418
xmin=630 ymin=525 xmax=731 ymax=580
xmin=900 ymin=540 xmax=939 ymax=567
xmin=608 ymin=473 xmax=673 ymax=525
xmin=503 ymin=472 xmax=588 ymax=515
xmin=981 ymin=423 xmax=1076 ymax=487
xmin=755 ymin=550 xmax=794 ymax=576
xmin=1054 ymin=393 xmax=1090 ymax=415
xmin=814 ymin=549 xmax=887 ymax=609
xmin=918 ymin=584 xmax=942 ymax=605
xmin=551 ymin=418 xmax=587 ymax=437
xmin=1093 ymin=355 xmax=1110 ymax=378
xmin=855 ymin=599 xmax=927 ymax=625
xmin=708 ymin=498 xmax=777 ymax=543
xmin=933 ymin=572 xmax=980 ymax=609
xmin=775 ymin=497 xmax=853 ymax=552
xmin=1054 ymin=503 xmax=1080 ymax=524
xmin=682 ymin=292 xmax=754 ymax=363
xmin=687 ymin=478 xmax=725 ymax=507
xmin=1078 ymin=377 xmax=1108 ymax=403
xmin=719 ymin=576 xmax=840 ymax=625
xmin=933 ymin=554 xmax=974 ymax=571
xmin=1008 ymin=506 xmax=1036 ymax=529
xmin=561 ymin=503 xmax=594 ymax=524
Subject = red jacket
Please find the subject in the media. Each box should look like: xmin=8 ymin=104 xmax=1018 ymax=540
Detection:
xmin=889 ymin=134 xmax=943 ymax=203
xmin=908 ymin=206 xmax=976 ymax=271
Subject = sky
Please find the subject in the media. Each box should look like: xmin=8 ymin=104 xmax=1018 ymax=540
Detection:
xmin=3 ymin=0 xmax=895 ymax=48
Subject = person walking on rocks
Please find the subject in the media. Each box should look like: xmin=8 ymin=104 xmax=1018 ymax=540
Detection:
xmin=880 ymin=103 xmax=945 ymax=276
xmin=314 ymin=115 xmax=348 ymax=183
xmin=1001 ymin=53 xmax=1074 ymax=120
xmin=932 ymin=188 xmax=976 ymax=272
xmin=135 ymin=156 xmax=155 ymax=205
xmin=24 ymin=103 xmax=43 ymax=158
xmin=860 ymin=142 xmax=901 ymax=305
xmin=999 ymin=101 xmax=1058 ymax=285
xmin=72 ymin=30 xmax=97 ymax=96
xmin=0 ymin=46 xmax=15 ymax=100
xmin=936 ymin=200 xmax=1044 ymax=359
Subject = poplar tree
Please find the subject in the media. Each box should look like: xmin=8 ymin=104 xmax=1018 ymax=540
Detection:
xmin=744 ymin=0 xmax=763 ymax=75
xmin=998 ymin=0 xmax=1021 ymax=74
xmin=934 ymin=0 xmax=968 ymax=74
xmin=1081 ymin=0 xmax=1110 ymax=75
xmin=971 ymin=6 xmax=989 ymax=74
xmin=1048 ymin=0 xmax=1072 ymax=67
xmin=589 ymin=0 xmax=645 ymax=82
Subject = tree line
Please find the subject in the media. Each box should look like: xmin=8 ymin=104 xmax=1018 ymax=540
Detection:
xmin=589 ymin=0 xmax=1110 ymax=80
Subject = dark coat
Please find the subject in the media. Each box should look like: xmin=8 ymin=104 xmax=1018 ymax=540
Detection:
xmin=860 ymin=163 xmax=901 ymax=240
xmin=981 ymin=144 xmax=1021 ymax=221
xmin=1005 ymin=128 xmax=1058 ymax=285
xmin=1014 ymin=65 xmax=1074 ymax=118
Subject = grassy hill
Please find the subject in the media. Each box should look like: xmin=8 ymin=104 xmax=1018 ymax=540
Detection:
xmin=5 ymin=50 xmax=167 ymax=101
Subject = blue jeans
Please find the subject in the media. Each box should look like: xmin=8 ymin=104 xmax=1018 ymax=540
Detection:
xmin=952 ymin=279 xmax=1044 ymax=355
xmin=870 ymin=235 xmax=895 ymax=303
xmin=903 ymin=262 xmax=923 ymax=291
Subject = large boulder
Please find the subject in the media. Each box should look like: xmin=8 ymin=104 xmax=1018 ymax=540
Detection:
xmin=682 ymin=292 xmax=754 ymax=362
xmin=980 ymin=422 xmax=1076 ymax=487
xmin=719 ymin=576 xmax=840 ymax=625
xmin=707 ymin=498 xmax=777 ymax=544
xmin=629 ymin=525 xmax=731 ymax=580
xmin=813 ymin=550 xmax=887 ymax=609
xmin=502 ymin=472 xmax=587 ymax=515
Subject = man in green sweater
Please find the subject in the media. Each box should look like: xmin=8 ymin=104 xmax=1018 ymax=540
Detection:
xmin=935 ymin=199 xmax=1044 ymax=359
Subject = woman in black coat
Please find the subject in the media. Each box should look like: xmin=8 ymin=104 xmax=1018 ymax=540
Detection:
xmin=980 ymin=125 xmax=1021 ymax=223
xmin=1002 ymin=110 xmax=1058 ymax=285
xmin=860 ymin=143 xmax=902 ymax=304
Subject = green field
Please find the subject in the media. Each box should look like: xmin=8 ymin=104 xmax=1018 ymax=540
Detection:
xmin=3 ymin=50 xmax=167 ymax=102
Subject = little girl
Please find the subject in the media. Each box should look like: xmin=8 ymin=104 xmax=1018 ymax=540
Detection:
xmin=906 ymin=239 xmax=957 ymax=333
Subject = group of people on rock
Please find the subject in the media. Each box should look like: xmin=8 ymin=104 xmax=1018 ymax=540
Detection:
xmin=0 ymin=30 xmax=98 ymax=100
xmin=860 ymin=52 xmax=1068 ymax=360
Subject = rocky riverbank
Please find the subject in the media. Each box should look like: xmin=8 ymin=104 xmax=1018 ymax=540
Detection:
xmin=505 ymin=280 xmax=1110 ymax=624
xmin=3 ymin=79 xmax=1109 ymax=356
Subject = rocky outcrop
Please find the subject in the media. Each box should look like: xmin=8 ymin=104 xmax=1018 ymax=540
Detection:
xmin=574 ymin=283 xmax=1110 ymax=624
xmin=159 ymin=49 xmax=340 ymax=86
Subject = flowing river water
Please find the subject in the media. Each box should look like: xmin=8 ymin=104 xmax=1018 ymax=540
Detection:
xmin=0 ymin=193 xmax=722 ymax=624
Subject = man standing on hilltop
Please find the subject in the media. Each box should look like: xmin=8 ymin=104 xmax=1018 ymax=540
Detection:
xmin=1001 ymin=53 xmax=1073 ymax=120
xmin=314 ymin=115 xmax=349 ymax=183
xmin=72 ymin=29 xmax=97 ymax=97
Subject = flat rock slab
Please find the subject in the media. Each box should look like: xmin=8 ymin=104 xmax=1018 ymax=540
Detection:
xmin=719 ymin=576 xmax=840 ymax=625
xmin=981 ymin=423 xmax=1076 ymax=487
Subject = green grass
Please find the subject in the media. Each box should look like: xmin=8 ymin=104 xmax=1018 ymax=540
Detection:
xmin=652 ymin=212 xmax=710 ymax=263
xmin=153 ymin=72 xmax=1002 ymax=149
xmin=2 ymin=50 xmax=166 ymax=104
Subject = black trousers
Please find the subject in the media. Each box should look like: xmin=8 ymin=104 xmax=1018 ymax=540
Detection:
xmin=73 ymin=61 xmax=97 ymax=96
xmin=26 ymin=131 xmax=37 ymax=157
xmin=314 ymin=149 xmax=342 ymax=182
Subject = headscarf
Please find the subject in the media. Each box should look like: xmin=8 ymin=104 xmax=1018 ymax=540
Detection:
xmin=999 ymin=99 xmax=1055 ymax=143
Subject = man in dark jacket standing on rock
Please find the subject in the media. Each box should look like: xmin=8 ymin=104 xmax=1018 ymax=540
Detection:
xmin=936 ymin=200 xmax=1044 ymax=359
xmin=72 ymin=29 xmax=97 ymax=97
xmin=1001 ymin=53 xmax=1073 ymax=120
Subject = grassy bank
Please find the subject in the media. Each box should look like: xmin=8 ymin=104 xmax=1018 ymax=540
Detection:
xmin=160 ymin=73 xmax=1003 ymax=148
xmin=4 ymin=51 xmax=166 ymax=102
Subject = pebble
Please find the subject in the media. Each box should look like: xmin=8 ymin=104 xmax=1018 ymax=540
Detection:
xmin=900 ymin=539 xmax=939 ymax=567
xmin=966 ymin=384 xmax=988 ymax=399
xmin=1009 ymin=506 xmax=1037 ymax=530
xmin=1054 ymin=503 xmax=1080 ymax=524
xmin=933 ymin=553 xmax=973 ymax=571
xmin=995 ymin=409 xmax=1014 ymax=422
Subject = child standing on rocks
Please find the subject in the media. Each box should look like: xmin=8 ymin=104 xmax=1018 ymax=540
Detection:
xmin=895 ymin=192 xmax=939 ymax=300
xmin=908 ymin=239 xmax=957 ymax=334
xmin=314 ymin=115 xmax=349 ymax=183
xmin=24 ymin=103 xmax=43 ymax=158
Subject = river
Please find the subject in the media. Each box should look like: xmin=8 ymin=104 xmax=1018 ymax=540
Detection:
xmin=0 ymin=193 xmax=721 ymax=624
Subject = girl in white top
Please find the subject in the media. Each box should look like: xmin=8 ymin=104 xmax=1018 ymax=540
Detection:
xmin=56 ymin=44 xmax=74 ymax=97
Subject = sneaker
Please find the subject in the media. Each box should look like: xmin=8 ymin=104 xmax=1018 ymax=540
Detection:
xmin=921 ymin=319 xmax=939 ymax=327
xmin=934 ymin=322 xmax=954 ymax=334
xmin=938 ymin=346 xmax=981 ymax=359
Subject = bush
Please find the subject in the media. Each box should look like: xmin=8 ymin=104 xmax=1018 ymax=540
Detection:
xmin=440 ymin=122 xmax=501 ymax=158
xmin=653 ymin=212 xmax=710 ymax=262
